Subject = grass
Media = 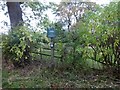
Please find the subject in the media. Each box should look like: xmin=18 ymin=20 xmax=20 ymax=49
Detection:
xmin=85 ymin=59 xmax=103 ymax=69
xmin=2 ymin=59 xmax=120 ymax=88
xmin=1 ymin=46 xmax=120 ymax=88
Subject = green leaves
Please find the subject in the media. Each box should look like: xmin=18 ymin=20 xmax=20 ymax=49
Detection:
xmin=2 ymin=1 xmax=119 ymax=71
xmin=2 ymin=26 xmax=33 ymax=67
xmin=62 ymin=2 xmax=120 ymax=69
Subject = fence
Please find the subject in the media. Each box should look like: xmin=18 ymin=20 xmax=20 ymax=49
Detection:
xmin=32 ymin=44 xmax=62 ymax=61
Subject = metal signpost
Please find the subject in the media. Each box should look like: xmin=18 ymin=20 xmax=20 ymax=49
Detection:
xmin=47 ymin=27 xmax=56 ymax=64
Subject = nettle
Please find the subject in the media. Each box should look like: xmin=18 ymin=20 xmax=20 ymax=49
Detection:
xmin=2 ymin=26 xmax=33 ymax=67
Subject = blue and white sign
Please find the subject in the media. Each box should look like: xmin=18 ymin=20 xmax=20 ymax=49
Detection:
xmin=47 ymin=27 xmax=56 ymax=38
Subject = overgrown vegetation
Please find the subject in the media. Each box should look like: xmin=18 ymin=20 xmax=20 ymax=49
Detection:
xmin=2 ymin=26 xmax=33 ymax=67
xmin=1 ymin=1 xmax=120 ymax=88
xmin=2 ymin=61 xmax=120 ymax=88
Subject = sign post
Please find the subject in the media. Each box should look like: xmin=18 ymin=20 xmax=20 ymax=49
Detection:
xmin=47 ymin=27 xmax=56 ymax=66
xmin=50 ymin=38 xmax=54 ymax=62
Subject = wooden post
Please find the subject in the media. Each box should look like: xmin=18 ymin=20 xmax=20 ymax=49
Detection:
xmin=47 ymin=27 xmax=56 ymax=69
xmin=50 ymin=38 xmax=55 ymax=68
xmin=40 ymin=36 xmax=42 ymax=60
xmin=51 ymin=38 xmax=54 ymax=61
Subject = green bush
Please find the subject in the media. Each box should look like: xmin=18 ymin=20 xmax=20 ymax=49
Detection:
xmin=2 ymin=26 xmax=33 ymax=67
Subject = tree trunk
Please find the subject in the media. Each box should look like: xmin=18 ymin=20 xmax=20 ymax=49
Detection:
xmin=6 ymin=2 xmax=23 ymax=28
xmin=6 ymin=2 xmax=32 ymax=67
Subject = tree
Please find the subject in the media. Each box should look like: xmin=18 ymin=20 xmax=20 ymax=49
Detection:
xmin=71 ymin=2 xmax=120 ymax=77
xmin=6 ymin=2 xmax=23 ymax=28
xmin=54 ymin=0 xmax=96 ymax=31
xmin=4 ymin=2 xmax=32 ymax=67
xmin=52 ymin=1 xmax=97 ymax=65
xmin=3 ymin=2 xmax=51 ymax=67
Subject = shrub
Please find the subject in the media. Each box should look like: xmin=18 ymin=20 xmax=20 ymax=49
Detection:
xmin=2 ymin=26 xmax=33 ymax=67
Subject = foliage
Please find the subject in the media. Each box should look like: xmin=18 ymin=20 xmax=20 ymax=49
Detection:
xmin=87 ymin=2 xmax=119 ymax=68
xmin=1 ymin=1 xmax=120 ymax=88
xmin=67 ymin=2 xmax=120 ymax=72
xmin=52 ymin=2 xmax=120 ymax=73
xmin=2 ymin=26 xmax=33 ymax=67
xmin=54 ymin=1 xmax=96 ymax=31
xmin=22 ymin=2 xmax=51 ymax=30
xmin=1 ymin=1 xmax=119 ymax=78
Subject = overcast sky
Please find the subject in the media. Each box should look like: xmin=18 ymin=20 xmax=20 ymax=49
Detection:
xmin=0 ymin=0 xmax=111 ymax=34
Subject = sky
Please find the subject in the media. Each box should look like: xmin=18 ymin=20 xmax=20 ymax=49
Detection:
xmin=0 ymin=0 xmax=112 ymax=34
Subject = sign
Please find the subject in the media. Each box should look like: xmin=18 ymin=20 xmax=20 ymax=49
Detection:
xmin=47 ymin=27 xmax=56 ymax=38
xmin=47 ymin=27 xmax=56 ymax=64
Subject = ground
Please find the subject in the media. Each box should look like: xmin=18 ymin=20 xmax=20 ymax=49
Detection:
xmin=2 ymin=60 xmax=120 ymax=88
